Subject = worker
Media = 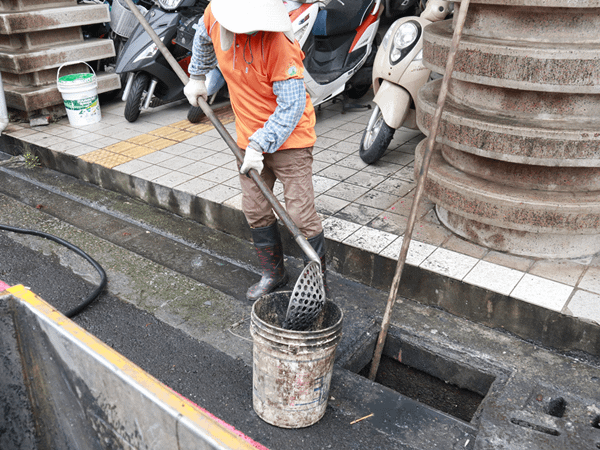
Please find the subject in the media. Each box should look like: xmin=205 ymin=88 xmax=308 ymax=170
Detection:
xmin=183 ymin=0 xmax=327 ymax=301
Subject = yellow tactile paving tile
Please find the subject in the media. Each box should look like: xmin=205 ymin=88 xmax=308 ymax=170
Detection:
xmin=121 ymin=145 xmax=157 ymax=158
xmin=148 ymin=126 xmax=182 ymax=138
xmin=185 ymin=123 xmax=215 ymax=134
xmin=169 ymin=130 xmax=197 ymax=142
xmin=170 ymin=119 xmax=193 ymax=130
xmin=127 ymin=134 xmax=158 ymax=145
xmin=103 ymin=141 xmax=139 ymax=154
xmin=87 ymin=104 xmax=237 ymax=169
xmin=80 ymin=149 xmax=132 ymax=168
xmin=145 ymin=137 xmax=176 ymax=150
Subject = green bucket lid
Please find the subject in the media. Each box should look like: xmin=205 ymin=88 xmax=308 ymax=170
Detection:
xmin=58 ymin=72 xmax=96 ymax=86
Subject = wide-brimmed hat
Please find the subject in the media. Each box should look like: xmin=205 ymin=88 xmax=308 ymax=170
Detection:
xmin=211 ymin=0 xmax=293 ymax=36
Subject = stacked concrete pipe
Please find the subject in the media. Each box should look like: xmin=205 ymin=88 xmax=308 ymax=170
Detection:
xmin=416 ymin=0 xmax=600 ymax=258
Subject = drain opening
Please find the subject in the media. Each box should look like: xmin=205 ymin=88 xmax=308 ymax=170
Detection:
xmin=547 ymin=397 xmax=566 ymax=418
xmin=343 ymin=327 xmax=498 ymax=424
xmin=359 ymin=355 xmax=484 ymax=422
xmin=592 ymin=415 xmax=600 ymax=429
xmin=510 ymin=418 xmax=560 ymax=436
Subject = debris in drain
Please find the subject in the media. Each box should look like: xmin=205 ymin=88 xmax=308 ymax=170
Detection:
xmin=359 ymin=355 xmax=484 ymax=422
xmin=350 ymin=413 xmax=374 ymax=425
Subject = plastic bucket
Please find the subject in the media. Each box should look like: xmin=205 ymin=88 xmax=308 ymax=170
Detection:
xmin=251 ymin=291 xmax=343 ymax=428
xmin=57 ymin=61 xmax=101 ymax=127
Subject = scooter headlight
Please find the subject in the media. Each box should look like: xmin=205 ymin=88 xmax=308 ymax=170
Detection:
xmin=158 ymin=0 xmax=188 ymax=10
xmin=389 ymin=21 xmax=421 ymax=65
xmin=133 ymin=42 xmax=159 ymax=63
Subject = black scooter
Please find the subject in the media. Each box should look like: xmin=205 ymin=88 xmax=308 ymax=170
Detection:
xmin=115 ymin=0 xmax=210 ymax=123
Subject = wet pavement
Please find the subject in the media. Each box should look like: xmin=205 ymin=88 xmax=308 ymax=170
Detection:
xmin=1 ymin=91 xmax=600 ymax=449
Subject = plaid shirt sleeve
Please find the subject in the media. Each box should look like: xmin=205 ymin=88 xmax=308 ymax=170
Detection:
xmin=249 ymin=78 xmax=307 ymax=154
xmin=188 ymin=18 xmax=217 ymax=77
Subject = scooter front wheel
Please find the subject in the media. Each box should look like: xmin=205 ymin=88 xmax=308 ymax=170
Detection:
xmin=359 ymin=106 xmax=395 ymax=164
xmin=124 ymin=72 xmax=150 ymax=123
xmin=187 ymin=106 xmax=204 ymax=124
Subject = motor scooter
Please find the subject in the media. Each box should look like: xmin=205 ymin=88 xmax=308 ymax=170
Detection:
xmin=115 ymin=0 xmax=213 ymax=123
xmin=286 ymin=0 xmax=384 ymax=109
xmin=358 ymin=0 xmax=451 ymax=164
xmin=95 ymin=0 xmax=154 ymax=101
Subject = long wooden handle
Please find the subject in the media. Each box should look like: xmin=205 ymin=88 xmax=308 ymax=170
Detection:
xmin=368 ymin=0 xmax=472 ymax=381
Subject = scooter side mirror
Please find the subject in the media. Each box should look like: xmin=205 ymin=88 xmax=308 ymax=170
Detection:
xmin=420 ymin=0 xmax=451 ymax=22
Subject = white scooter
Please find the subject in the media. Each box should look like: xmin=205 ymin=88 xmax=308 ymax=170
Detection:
xmin=358 ymin=0 xmax=451 ymax=164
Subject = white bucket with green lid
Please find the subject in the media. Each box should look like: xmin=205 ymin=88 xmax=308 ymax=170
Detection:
xmin=57 ymin=61 xmax=101 ymax=127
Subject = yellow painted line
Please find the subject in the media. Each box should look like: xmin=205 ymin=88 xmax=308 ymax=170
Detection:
xmin=81 ymin=105 xmax=235 ymax=170
xmin=6 ymin=285 xmax=267 ymax=450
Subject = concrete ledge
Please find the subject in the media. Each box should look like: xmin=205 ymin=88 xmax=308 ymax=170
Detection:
xmin=453 ymin=0 xmax=600 ymax=6
xmin=0 ymin=0 xmax=78 ymax=11
xmin=424 ymin=20 xmax=600 ymax=93
xmin=0 ymin=38 xmax=115 ymax=74
xmin=417 ymin=80 xmax=600 ymax=167
xmin=0 ymin=4 xmax=110 ymax=34
xmin=438 ymin=145 xmax=600 ymax=192
xmin=4 ymin=72 xmax=120 ymax=111
xmin=460 ymin=4 xmax=600 ymax=43
xmin=415 ymin=142 xmax=600 ymax=236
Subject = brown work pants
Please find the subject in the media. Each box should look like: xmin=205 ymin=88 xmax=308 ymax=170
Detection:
xmin=239 ymin=146 xmax=323 ymax=239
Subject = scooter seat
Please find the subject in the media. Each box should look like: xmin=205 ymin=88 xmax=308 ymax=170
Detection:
xmin=311 ymin=0 xmax=376 ymax=37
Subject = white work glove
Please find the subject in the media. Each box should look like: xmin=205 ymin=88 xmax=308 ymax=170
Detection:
xmin=240 ymin=145 xmax=264 ymax=175
xmin=184 ymin=75 xmax=208 ymax=107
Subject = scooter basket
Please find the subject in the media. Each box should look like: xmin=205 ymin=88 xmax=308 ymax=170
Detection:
xmin=110 ymin=0 xmax=148 ymax=39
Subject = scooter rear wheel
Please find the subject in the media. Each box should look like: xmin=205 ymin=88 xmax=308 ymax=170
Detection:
xmin=359 ymin=106 xmax=395 ymax=164
xmin=124 ymin=72 xmax=150 ymax=123
xmin=346 ymin=83 xmax=371 ymax=100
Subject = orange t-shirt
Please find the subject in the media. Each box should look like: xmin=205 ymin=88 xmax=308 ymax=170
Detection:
xmin=204 ymin=5 xmax=316 ymax=151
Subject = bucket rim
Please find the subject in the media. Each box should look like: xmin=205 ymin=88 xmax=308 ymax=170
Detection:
xmin=56 ymin=60 xmax=97 ymax=88
xmin=250 ymin=316 xmax=342 ymax=339
xmin=251 ymin=291 xmax=343 ymax=335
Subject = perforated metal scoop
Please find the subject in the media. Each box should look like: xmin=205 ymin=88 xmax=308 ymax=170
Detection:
xmin=283 ymin=261 xmax=326 ymax=331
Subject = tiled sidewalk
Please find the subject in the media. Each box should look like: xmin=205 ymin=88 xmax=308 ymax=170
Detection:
xmin=3 ymin=94 xmax=600 ymax=327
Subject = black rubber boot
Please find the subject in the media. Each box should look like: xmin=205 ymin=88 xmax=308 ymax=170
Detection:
xmin=305 ymin=231 xmax=328 ymax=297
xmin=246 ymin=223 xmax=289 ymax=301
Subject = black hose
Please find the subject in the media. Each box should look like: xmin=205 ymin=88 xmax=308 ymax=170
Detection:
xmin=0 ymin=224 xmax=107 ymax=318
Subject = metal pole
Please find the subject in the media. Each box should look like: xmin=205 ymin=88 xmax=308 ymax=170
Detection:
xmin=0 ymin=72 xmax=9 ymax=133
xmin=121 ymin=0 xmax=320 ymax=263
xmin=368 ymin=0 xmax=471 ymax=381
